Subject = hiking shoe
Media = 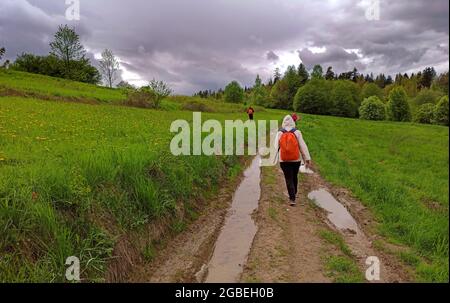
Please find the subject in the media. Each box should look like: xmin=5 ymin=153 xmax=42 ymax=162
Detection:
xmin=290 ymin=200 xmax=297 ymax=206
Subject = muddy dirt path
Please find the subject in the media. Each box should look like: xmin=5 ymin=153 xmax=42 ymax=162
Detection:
xmin=128 ymin=180 xmax=236 ymax=282
xmin=129 ymin=158 xmax=411 ymax=283
xmin=241 ymin=165 xmax=333 ymax=282
xmin=242 ymin=164 xmax=410 ymax=283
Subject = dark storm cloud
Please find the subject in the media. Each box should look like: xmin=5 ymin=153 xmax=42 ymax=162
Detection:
xmin=0 ymin=0 xmax=448 ymax=93
xmin=297 ymin=46 xmax=360 ymax=71
xmin=266 ymin=51 xmax=279 ymax=62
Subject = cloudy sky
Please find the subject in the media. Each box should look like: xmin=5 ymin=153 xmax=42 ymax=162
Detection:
xmin=0 ymin=0 xmax=448 ymax=94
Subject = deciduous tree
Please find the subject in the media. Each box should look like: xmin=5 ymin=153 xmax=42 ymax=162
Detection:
xmin=99 ymin=49 xmax=120 ymax=88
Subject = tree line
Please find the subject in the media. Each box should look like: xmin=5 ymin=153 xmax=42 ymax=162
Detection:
xmin=1 ymin=25 xmax=121 ymax=88
xmin=199 ymin=64 xmax=448 ymax=126
xmin=1 ymin=25 xmax=173 ymax=109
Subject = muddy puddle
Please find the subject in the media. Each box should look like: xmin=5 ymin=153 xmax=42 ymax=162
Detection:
xmin=203 ymin=156 xmax=261 ymax=283
xmin=308 ymin=188 xmax=361 ymax=234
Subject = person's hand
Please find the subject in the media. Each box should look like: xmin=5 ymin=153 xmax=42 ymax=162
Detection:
xmin=305 ymin=160 xmax=311 ymax=169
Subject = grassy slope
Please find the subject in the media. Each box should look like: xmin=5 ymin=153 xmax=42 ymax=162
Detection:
xmin=0 ymin=70 xmax=126 ymax=103
xmin=0 ymin=96 xmax=257 ymax=281
xmin=0 ymin=70 xmax=448 ymax=282
xmin=300 ymin=114 xmax=448 ymax=281
xmin=0 ymin=70 xmax=265 ymax=113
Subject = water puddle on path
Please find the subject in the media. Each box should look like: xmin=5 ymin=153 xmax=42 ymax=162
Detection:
xmin=308 ymin=188 xmax=361 ymax=234
xmin=204 ymin=156 xmax=261 ymax=283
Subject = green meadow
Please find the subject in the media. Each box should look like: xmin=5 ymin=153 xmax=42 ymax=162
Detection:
xmin=301 ymin=115 xmax=449 ymax=281
xmin=0 ymin=70 xmax=448 ymax=282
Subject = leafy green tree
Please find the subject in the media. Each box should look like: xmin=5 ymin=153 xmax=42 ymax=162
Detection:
xmin=99 ymin=49 xmax=120 ymax=88
xmin=297 ymin=63 xmax=309 ymax=84
xmin=401 ymin=76 xmax=419 ymax=97
xmin=362 ymin=82 xmax=384 ymax=100
xmin=432 ymin=71 xmax=448 ymax=95
xmin=342 ymin=80 xmax=362 ymax=108
xmin=0 ymin=47 xmax=5 ymax=60
xmin=433 ymin=96 xmax=449 ymax=126
xmin=147 ymin=79 xmax=172 ymax=107
xmin=270 ymin=79 xmax=291 ymax=109
xmin=387 ymin=86 xmax=411 ymax=121
xmin=11 ymin=53 xmax=53 ymax=75
xmin=311 ymin=64 xmax=323 ymax=79
xmin=359 ymin=96 xmax=386 ymax=120
xmin=413 ymin=88 xmax=444 ymax=106
xmin=50 ymin=25 xmax=86 ymax=75
xmin=293 ymin=79 xmax=332 ymax=115
xmin=65 ymin=58 xmax=101 ymax=84
xmin=11 ymin=53 xmax=100 ymax=84
xmin=330 ymin=80 xmax=358 ymax=117
xmin=224 ymin=80 xmax=244 ymax=103
xmin=414 ymin=103 xmax=436 ymax=124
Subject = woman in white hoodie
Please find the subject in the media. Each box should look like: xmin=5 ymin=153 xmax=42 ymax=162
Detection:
xmin=274 ymin=115 xmax=311 ymax=206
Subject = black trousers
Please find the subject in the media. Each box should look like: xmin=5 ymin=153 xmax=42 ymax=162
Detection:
xmin=280 ymin=162 xmax=301 ymax=201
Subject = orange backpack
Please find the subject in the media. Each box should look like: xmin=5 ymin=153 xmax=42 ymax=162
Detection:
xmin=279 ymin=128 xmax=300 ymax=161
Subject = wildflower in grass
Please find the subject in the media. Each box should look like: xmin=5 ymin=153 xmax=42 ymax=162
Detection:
xmin=32 ymin=192 xmax=39 ymax=201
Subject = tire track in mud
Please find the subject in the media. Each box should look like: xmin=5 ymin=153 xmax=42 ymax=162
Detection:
xmin=241 ymin=165 xmax=333 ymax=282
xmin=129 ymin=159 xmax=411 ymax=283
xmin=242 ymin=163 xmax=411 ymax=283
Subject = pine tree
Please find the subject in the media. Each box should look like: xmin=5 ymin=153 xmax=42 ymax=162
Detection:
xmin=283 ymin=65 xmax=301 ymax=104
xmin=297 ymin=63 xmax=309 ymax=85
xmin=325 ymin=66 xmax=335 ymax=80
xmin=420 ymin=67 xmax=436 ymax=88
xmin=351 ymin=67 xmax=359 ymax=82
xmin=273 ymin=68 xmax=281 ymax=84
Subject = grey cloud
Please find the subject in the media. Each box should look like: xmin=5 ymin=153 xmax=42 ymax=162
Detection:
xmin=266 ymin=51 xmax=279 ymax=62
xmin=0 ymin=0 xmax=448 ymax=94
xmin=297 ymin=46 xmax=360 ymax=71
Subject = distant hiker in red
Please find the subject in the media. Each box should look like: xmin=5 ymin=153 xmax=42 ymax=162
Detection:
xmin=274 ymin=115 xmax=311 ymax=206
xmin=247 ymin=106 xmax=255 ymax=120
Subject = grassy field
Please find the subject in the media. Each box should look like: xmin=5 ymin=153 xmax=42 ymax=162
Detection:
xmin=0 ymin=71 xmax=448 ymax=282
xmin=0 ymin=70 xmax=264 ymax=113
xmin=0 ymin=96 xmax=258 ymax=281
xmin=0 ymin=70 xmax=126 ymax=103
xmin=299 ymin=115 xmax=449 ymax=281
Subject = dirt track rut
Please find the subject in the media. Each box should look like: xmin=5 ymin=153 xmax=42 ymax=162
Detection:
xmin=128 ymin=160 xmax=411 ymax=283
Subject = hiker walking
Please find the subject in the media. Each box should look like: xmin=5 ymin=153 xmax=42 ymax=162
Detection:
xmin=246 ymin=106 xmax=255 ymax=120
xmin=274 ymin=115 xmax=311 ymax=206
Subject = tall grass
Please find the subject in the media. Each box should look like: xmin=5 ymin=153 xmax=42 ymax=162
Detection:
xmin=0 ymin=70 xmax=448 ymax=282
xmin=300 ymin=115 xmax=449 ymax=281
xmin=0 ymin=97 xmax=243 ymax=281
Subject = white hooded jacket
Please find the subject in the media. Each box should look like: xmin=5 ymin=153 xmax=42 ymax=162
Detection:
xmin=274 ymin=115 xmax=311 ymax=163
